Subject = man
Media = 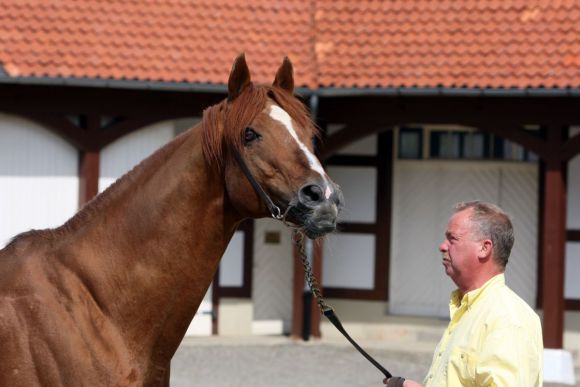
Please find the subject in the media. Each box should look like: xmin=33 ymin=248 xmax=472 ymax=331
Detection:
xmin=385 ymin=201 xmax=543 ymax=386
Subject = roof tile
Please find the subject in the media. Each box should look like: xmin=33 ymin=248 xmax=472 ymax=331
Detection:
xmin=0 ymin=0 xmax=578 ymax=89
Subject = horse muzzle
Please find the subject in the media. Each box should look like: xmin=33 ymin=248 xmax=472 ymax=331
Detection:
xmin=287 ymin=182 xmax=343 ymax=239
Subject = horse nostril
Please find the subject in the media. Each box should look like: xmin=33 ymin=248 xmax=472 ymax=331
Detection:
xmin=299 ymin=184 xmax=323 ymax=206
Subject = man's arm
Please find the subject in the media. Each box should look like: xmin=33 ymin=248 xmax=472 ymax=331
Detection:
xmin=475 ymin=324 xmax=542 ymax=386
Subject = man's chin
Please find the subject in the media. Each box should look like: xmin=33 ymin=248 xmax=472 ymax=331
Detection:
xmin=442 ymin=262 xmax=453 ymax=276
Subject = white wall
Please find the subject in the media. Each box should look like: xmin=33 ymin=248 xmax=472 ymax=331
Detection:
xmin=0 ymin=113 xmax=79 ymax=247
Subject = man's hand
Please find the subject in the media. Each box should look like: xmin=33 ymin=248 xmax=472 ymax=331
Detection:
xmin=383 ymin=376 xmax=422 ymax=387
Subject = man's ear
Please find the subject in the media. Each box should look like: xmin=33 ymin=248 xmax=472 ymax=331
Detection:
xmin=228 ymin=53 xmax=251 ymax=101
xmin=272 ymin=56 xmax=294 ymax=94
xmin=478 ymin=239 xmax=493 ymax=259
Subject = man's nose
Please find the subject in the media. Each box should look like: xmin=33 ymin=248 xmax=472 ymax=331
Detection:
xmin=439 ymin=241 xmax=448 ymax=252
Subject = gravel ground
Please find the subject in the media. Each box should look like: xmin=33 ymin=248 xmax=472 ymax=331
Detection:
xmin=170 ymin=336 xmax=578 ymax=387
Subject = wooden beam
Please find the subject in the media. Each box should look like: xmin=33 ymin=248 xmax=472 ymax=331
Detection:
xmin=28 ymin=114 xmax=90 ymax=151
xmin=78 ymin=150 xmax=100 ymax=206
xmin=541 ymin=126 xmax=567 ymax=349
xmin=566 ymin=299 xmax=580 ymax=310
xmin=562 ymin=133 xmax=580 ymax=162
xmin=568 ymin=230 xmax=580 ymax=241
xmin=375 ymin=132 xmax=393 ymax=301
xmin=478 ymin=124 xmax=548 ymax=160
xmin=97 ymin=116 xmax=169 ymax=149
xmin=317 ymin=95 xmax=580 ymax=127
xmin=320 ymin=125 xmax=379 ymax=160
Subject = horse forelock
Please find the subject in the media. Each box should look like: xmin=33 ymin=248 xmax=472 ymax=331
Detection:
xmin=201 ymin=84 xmax=318 ymax=168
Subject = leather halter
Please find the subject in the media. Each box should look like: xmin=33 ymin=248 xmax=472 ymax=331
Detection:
xmin=233 ymin=150 xmax=284 ymax=220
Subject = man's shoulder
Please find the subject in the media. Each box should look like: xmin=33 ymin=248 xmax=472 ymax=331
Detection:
xmin=482 ymin=284 xmax=541 ymax=328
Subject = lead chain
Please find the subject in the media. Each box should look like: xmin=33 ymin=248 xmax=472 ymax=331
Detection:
xmin=292 ymin=230 xmax=333 ymax=314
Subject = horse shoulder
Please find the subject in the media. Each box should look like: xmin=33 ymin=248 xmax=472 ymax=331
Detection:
xmin=0 ymin=243 xmax=143 ymax=386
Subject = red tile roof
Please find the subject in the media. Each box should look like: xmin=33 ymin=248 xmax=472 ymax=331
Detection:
xmin=0 ymin=0 xmax=579 ymax=89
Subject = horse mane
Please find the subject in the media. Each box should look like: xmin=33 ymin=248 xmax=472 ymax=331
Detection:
xmin=201 ymin=84 xmax=319 ymax=168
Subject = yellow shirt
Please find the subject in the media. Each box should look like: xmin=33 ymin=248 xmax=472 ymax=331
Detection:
xmin=423 ymin=274 xmax=543 ymax=387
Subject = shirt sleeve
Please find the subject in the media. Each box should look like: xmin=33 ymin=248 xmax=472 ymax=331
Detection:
xmin=474 ymin=323 xmax=542 ymax=387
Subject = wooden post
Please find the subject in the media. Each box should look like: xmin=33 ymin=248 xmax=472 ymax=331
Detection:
xmin=541 ymin=126 xmax=567 ymax=349
xmin=78 ymin=114 xmax=101 ymax=206
xmin=212 ymin=270 xmax=220 ymax=335
xmin=291 ymin=243 xmax=305 ymax=339
xmin=310 ymin=239 xmax=323 ymax=338
xmin=78 ymin=151 xmax=100 ymax=205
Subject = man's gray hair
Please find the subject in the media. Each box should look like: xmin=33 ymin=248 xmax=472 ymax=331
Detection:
xmin=454 ymin=201 xmax=514 ymax=268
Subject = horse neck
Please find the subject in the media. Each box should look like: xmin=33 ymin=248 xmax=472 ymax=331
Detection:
xmin=60 ymin=127 xmax=240 ymax=362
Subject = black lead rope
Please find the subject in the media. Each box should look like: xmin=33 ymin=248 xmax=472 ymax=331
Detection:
xmin=234 ymin=149 xmax=393 ymax=379
xmin=323 ymin=308 xmax=392 ymax=378
xmin=292 ymin=230 xmax=393 ymax=379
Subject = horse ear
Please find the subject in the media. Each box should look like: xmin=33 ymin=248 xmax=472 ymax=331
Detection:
xmin=273 ymin=56 xmax=294 ymax=94
xmin=228 ymin=53 xmax=252 ymax=101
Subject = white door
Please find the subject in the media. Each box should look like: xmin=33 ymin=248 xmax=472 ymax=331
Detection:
xmin=390 ymin=161 xmax=539 ymax=318
xmin=0 ymin=113 xmax=78 ymax=248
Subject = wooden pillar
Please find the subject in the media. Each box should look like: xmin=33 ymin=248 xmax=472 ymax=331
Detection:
xmin=211 ymin=270 xmax=220 ymax=335
xmin=78 ymin=114 xmax=101 ymax=206
xmin=541 ymin=126 xmax=567 ymax=349
xmin=291 ymin=237 xmax=324 ymax=340
xmin=78 ymin=150 xmax=100 ymax=205
xmin=291 ymin=243 xmax=305 ymax=339
xmin=310 ymin=240 xmax=323 ymax=338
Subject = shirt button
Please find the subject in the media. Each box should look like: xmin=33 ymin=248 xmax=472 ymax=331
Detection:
xmin=438 ymin=352 xmax=442 ymax=357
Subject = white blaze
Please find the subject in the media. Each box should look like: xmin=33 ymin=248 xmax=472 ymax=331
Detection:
xmin=269 ymin=105 xmax=332 ymax=195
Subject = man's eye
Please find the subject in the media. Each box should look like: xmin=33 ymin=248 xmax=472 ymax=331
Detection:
xmin=244 ymin=128 xmax=261 ymax=144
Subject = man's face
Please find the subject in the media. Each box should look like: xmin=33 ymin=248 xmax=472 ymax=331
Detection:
xmin=439 ymin=209 xmax=482 ymax=290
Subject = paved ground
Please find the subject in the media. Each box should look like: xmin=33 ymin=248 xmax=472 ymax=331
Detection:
xmin=170 ymin=336 xmax=431 ymax=387
xmin=170 ymin=336 xmax=579 ymax=387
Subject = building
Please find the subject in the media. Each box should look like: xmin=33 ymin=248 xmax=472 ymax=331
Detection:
xmin=1 ymin=1 xmax=579 ymax=378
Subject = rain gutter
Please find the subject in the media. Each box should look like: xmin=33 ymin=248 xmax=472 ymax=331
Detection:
xmin=1 ymin=75 xmax=579 ymax=98
xmin=312 ymin=87 xmax=580 ymax=98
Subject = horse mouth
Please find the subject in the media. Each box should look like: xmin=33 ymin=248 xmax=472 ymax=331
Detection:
xmin=286 ymin=201 xmax=339 ymax=239
xmin=303 ymin=219 xmax=337 ymax=239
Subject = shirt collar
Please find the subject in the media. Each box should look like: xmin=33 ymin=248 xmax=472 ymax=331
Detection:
xmin=450 ymin=273 xmax=505 ymax=313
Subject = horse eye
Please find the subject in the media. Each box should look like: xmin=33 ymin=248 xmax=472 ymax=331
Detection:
xmin=244 ymin=128 xmax=260 ymax=144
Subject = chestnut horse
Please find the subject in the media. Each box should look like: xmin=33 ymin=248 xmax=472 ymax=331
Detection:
xmin=0 ymin=55 xmax=343 ymax=386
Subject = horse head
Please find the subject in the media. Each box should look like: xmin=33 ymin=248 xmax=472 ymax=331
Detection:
xmin=202 ymin=54 xmax=343 ymax=239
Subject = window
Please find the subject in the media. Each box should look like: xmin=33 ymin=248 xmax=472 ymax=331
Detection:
xmin=398 ymin=127 xmax=539 ymax=161
xmin=398 ymin=127 xmax=423 ymax=159
xmin=430 ymin=131 xmax=489 ymax=159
